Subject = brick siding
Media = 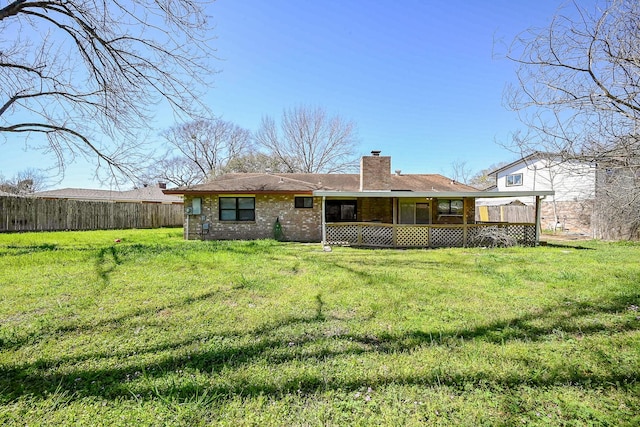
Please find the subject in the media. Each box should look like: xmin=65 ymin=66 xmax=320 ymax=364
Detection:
xmin=183 ymin=194 xmax=322 ymax=241
xmin=360 ymin=156 xmax=391 ymax=191
xmin=541 ymin=200 xmax=594 ymax=235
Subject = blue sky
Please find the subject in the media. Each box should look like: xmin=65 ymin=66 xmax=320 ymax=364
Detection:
xmin=1 ymin=0 xmax=588 ymax=189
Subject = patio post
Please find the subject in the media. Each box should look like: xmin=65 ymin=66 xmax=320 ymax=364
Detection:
xmin=392 ymin=197 xmax=398 ymax=247
xmin=321 ymin=196 xmax=326 ymax=243
xmin=535 ymin=195 xmax=542 ymax=245
xmin=463 ymin=198 xmax=469 ymax=246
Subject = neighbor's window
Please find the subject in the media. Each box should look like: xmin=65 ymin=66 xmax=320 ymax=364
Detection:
xmin=294 ymin=197 xmax=313 ymax=208
xmin=219 ymin=197 xmax=255 ymax=221
xmin=506 ymin=173 xmax=523 ymax=187
xmin=437 ymin=199 xmax=463 ymax=215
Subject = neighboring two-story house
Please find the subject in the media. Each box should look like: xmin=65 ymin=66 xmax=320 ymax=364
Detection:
xmin=486 ymin=153 xmax=596 ymax=235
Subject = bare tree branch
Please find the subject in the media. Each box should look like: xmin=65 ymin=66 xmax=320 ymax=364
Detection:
xmin=0 ymin=166 xmax=48 ymax=194
xmin=504 ymin=0 xmax=640 ymax=239
xmin=0 ymin=0 xmax=216 ymax=181
xmin=154 ymin=118 xmax=253 ymax=186
xmin=255 ymin=105 xmax=360 ymax=174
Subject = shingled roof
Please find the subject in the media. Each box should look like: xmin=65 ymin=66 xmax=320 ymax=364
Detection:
xmin=163 ymin=172 xmax=477 ymax=194
xmin=35 ymin=184 xmax=183 ymax=204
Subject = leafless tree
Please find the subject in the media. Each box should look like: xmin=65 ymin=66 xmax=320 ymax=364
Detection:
xmin=468 ymin=162 xmax=509 ymax=190
xmin=158 ymin=119 xmax=252 ymax=184
xmin=504 ymin=0 xmax=640 ymax=239
xmin=592 ymin=141 xmax=640 ymax=238
xmin=223 ymin=152 xmax=292 ymax=174
xmin=145 ymin=156 xmax=203 ymax=188
xmin=255 ymin=106 xmax=359 ymax=173
xmin=0 ymin=167 xmax=48 ymax=194
xmin=0 ymin=0 xmax=215 ymax=179
xmin=449 ymin=159 xmax=473 ymax=185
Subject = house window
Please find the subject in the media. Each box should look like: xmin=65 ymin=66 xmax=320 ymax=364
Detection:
xmin=219 ymin=197 xmax=255 ymax=221
xmin=437 ymin=199 xmax=463 ymax=215
xmin=325 ymin=200 xmax=357 ymax=222
xmin=399 ymin=201 xmax=431 ymax=224
xmin=416 ymin=203 xmax=430 ymax=224
xmin=506 ymin=173 xmax=523 ymax=187
xmin=295 ymin=197 xmax=313 ymax=208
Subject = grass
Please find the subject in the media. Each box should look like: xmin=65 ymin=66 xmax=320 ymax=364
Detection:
xmin=0 ymin=228 xmax=638 ymax=426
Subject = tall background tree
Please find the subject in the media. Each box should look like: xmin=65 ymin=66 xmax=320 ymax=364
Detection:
xmin=255 ymin=105 xmax=359 ymax=173
xmin=223 ymin=152 xmax=291 ymax=174
xmin=0 ymin=0 xmax=215 ymax=179
xmin=467 ymin=162 xmax=509 ymax=190
xmin=448 ymin=160 xmax=473 ymax=185
xmin=152 ymin=118 xmax=252 ymax=186
xmin=504 ymin=0 xmax=640 ymax=239
xmin=0 ymin=168 xmax=48 ymax=194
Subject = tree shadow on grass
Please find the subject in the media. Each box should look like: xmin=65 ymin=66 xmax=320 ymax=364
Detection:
xmin=0 ymin=287 xmax=223 ymax=352
xmin=544 ymin=242 xmax=596 ymax=250
xmin=95 ymin=246 xmax=121 ymax=283
xmin=0 ymin=290 xmax=638 ymax=405
xmin=1 ymin=242 xmax=293 ymax=358
xmin=0 ymin=243 xmax=58 ymax=256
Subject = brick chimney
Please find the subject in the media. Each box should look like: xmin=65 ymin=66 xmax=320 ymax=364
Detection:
xmin=360 ymin=150 xmax=391 ymax=191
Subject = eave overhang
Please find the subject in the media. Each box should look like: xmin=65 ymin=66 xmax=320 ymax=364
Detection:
xmin=163 ymin=189 xmax=314 ymax=195
xmin=312 ymin=190 xmax=555 ymax=198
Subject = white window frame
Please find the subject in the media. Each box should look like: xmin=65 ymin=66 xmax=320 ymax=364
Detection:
xmin=506 ymin=173 xmax=523 ymax=187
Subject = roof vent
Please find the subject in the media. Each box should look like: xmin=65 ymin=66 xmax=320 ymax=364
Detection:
xmin=395 ymin=170 xmax=402 ymax=176
xmin=371 ymin=150 xmax=381 ymax=156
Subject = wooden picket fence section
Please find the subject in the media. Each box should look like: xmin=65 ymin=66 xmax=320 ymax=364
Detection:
xmin=0 ymin=196 xmax=183 ymax=232
xmin=476 ymin=205 xmax=535 ymax=223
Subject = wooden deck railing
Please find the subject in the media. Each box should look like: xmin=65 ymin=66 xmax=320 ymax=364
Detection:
xmin=325 ymin=222 xmax=537 ymax=247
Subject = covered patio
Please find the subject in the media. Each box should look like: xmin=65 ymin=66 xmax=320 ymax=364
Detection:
xmin=316 ymin=190 xmax=554 ymax=248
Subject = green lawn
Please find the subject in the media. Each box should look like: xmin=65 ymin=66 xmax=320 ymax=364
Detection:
xmin=0 ymin=228 xmax=638 ymax=426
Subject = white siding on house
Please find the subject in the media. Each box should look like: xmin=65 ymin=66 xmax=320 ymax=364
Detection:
xmin=489 ymin=157 xmax=596 ymax=205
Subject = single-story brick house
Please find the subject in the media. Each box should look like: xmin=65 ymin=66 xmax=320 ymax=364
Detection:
xmin=164 ymin=151 xmax=553 ymax=247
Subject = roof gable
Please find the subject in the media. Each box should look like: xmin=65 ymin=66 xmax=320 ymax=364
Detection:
xmin=488 ymin=152 xmax=596 ymax=176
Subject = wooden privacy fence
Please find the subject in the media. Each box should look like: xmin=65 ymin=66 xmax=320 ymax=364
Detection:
xmin=476 ymin=205 xmax=535 ymax=223
xmin=0 ymin=196 xmax=183 ymax=232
